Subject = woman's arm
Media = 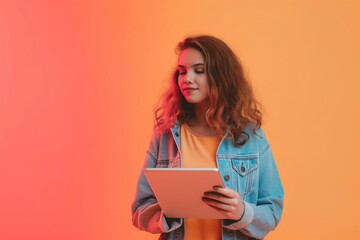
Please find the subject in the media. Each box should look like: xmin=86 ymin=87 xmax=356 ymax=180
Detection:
xmin=223 ymin=144 xmax=284 ymax=239
xmin=131 ymin=139 xmax=183 ymax=234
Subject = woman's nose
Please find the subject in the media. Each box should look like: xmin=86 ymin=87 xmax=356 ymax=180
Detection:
xmin=185 ymin=72 xmax=194 ymax=83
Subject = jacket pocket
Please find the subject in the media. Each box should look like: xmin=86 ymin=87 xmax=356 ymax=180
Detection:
xmin=231 ymin=157 xmax=258 ymax=198
xmin=156 ymin=159 xmax=170 ymax=168
xmin=155 ymin=156 xmax=180 ymax=168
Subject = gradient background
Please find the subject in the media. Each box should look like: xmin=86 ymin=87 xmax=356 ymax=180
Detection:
xmin=1 ymin=1 xmax=360 ymax=239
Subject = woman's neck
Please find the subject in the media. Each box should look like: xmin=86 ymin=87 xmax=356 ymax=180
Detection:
xmin=187 ymin=104 xmax=218 ymax=136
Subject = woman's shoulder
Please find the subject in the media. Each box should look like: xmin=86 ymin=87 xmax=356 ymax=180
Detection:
xmin=242 ymin=123 xmax=265 ymax=138
xmin=147 ymin=125 xmax=179 ymax=157
xmin=150 ymin=124 xmax=178 ymax=144
xmin=241 ymin=123 xmax=269 ymax=150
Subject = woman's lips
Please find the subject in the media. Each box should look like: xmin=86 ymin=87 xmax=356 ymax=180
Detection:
xmin=183 ymin=87 xmax=198 ymax=91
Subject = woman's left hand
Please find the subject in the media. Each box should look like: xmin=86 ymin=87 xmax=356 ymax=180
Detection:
xmin=202 ymin=186 xmax=245 ymax=221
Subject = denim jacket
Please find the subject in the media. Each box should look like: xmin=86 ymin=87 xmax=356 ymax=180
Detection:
xmin=132 ymin=123 xmax=284 ymax=240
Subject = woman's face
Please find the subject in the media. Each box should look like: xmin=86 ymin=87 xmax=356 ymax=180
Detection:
xmin=177 ymin=48 xmax=209 ymax=107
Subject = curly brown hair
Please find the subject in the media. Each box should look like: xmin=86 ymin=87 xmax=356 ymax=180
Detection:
xmin=154 ymin=35 xmax=262 ymax=146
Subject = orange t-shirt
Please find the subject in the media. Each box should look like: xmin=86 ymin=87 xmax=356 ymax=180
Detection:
xmin=180 ymin=123 xmax=222 ymax=240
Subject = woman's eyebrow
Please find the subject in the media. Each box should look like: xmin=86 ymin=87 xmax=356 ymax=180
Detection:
xmin=178 ymin=63 xmax=204 ymax=68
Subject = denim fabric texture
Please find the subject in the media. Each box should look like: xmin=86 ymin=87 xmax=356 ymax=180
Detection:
xmin=132 ymin=123 xmax=284 ymax=240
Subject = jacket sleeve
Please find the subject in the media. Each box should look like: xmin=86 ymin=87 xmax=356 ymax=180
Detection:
xmin=131 ymin=136 xmax=183 ymax=234
xmin=223 ymin=143 xmax=284 ymax=239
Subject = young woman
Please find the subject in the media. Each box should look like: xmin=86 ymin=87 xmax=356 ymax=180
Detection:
xmin=132 ymin=35 xmax=284 ymax=240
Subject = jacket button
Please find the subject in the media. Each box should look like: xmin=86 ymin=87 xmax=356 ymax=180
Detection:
xmin=175 ymin=132 xmax=179 ymax=137
xmin=224 ymin=175 xmax=230 ymax=181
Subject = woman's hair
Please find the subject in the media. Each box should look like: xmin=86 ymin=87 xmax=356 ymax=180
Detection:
xmin=154 ymin=35 xmax=262 ymax=146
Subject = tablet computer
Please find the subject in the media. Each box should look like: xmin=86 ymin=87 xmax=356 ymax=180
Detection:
xmin=144 ymin=168 xmax=225 ymax=219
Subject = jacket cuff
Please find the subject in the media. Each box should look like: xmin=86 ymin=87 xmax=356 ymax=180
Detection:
xmin=160 ymin=210 xmax=183 ymax=232
xmin=223 ymin=201 xmax=254 ymax=230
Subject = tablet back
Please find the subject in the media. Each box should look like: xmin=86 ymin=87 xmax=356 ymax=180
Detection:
xmin=144 ymin=168 xmax=225 ymax=219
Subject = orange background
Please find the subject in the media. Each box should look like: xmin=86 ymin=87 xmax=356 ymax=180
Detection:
xmin=1 ymin=1 xmax=359 ymax=239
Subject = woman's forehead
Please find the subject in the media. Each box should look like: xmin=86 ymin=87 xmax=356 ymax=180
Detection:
xmin=178 ymin=48 xmax=205 ymax=66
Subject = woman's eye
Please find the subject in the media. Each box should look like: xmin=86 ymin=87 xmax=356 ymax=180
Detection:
xmin=179 ymin=70 xmax=186 ymax=75
xmin=195 ymin=69 xmax=204 ymax=74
